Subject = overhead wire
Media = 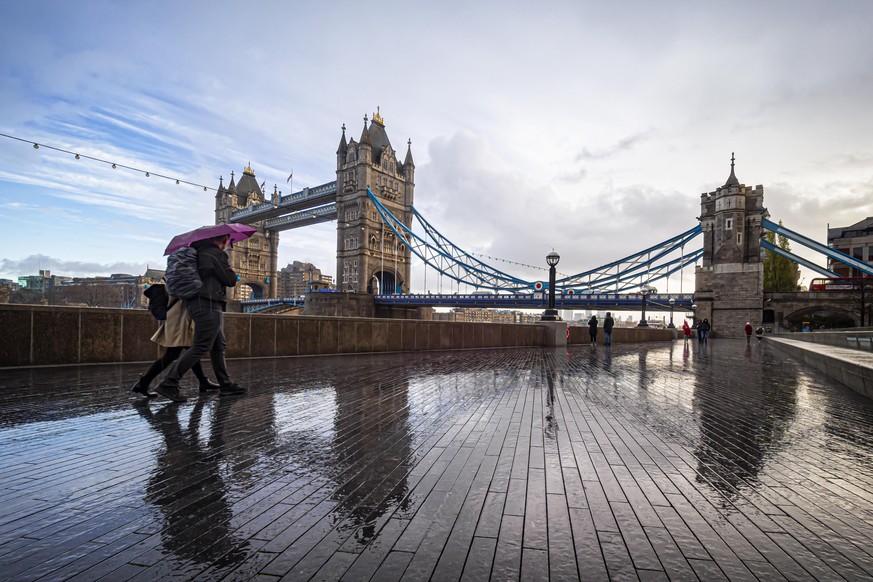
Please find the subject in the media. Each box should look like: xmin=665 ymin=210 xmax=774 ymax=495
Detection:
xmin=0 ymin=131 xmax=215 ymax=192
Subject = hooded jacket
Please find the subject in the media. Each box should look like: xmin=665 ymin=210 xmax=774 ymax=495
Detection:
xmin=192 ymin=239 xmax=237 ymax=305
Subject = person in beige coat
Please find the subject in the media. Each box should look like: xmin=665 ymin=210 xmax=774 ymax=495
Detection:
xmin=131 ymin=297 xmax=219 ymax=398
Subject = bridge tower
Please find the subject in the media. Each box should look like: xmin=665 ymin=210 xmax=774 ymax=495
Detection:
xmin=335 ymin=109 xmax=415 ymax=294
xmin=215 ymin=164 xmax=279 ymax=300
xmin=695 ymin=154 xmax=769 ymax=336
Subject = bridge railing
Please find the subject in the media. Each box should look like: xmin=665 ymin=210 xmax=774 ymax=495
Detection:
xmin=229 ymin=181 xmax=338 ymax=223
xmin=374 ymin=292 xmax=695 ymax=309
xmin=264 ymin=203 xmax=337 ymax=229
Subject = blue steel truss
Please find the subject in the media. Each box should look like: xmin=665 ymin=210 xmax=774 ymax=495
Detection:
xmin=367 ymin=188 xmax=702 ymax=292
xmin=762 ymin=218 xmax=873 ymax=276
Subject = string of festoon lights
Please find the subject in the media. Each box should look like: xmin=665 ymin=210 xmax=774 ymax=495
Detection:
xmin=0 ymin=132 xmax=217 ymax=192
xmin=468 ymin=252 xmax=570 ymax=278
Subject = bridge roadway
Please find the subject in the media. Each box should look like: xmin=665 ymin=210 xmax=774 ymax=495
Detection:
xmin=1 ymin=340 xmax=871 ymax=580
xmin=243 ymin=292 xmax=697 ymax=313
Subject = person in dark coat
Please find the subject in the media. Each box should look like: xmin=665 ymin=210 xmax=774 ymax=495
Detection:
xmin=744 ymin=322 xmax=754 ymax=343
xmin=131 ymin=294 xmax=219 ymax=398
xmin=603 ymin=312 xmax=615 ymax=346
xmin=588 ymin=315 xmax=598 ymax=345
xmin=698 ymin=318 xmax=711 ymax=343
xmin=155 ymin=235 xmax=244 ymax=402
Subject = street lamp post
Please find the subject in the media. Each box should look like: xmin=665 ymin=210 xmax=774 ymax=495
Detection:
xmin=637 ymin=286 xmax=653 ymax=327
xmin=541 ymin=251 xmax=560 ymax=321
xmin=668 ymin=298 xmax=676 ymax=328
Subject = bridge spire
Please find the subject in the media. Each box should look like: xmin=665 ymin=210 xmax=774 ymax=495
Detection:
xmin=724 ymin=151 xmax=740 ymax=187
xmin=404 ymin=138 xmax=415 ymax=167
xmin=360 ymin=114 xmax=370 ymax=144
xmin=337 ymin=123 xmax=347 ymax=157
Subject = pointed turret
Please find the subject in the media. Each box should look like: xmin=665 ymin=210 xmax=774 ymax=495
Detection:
xmin=359 ymin=115 xmax=370 ymax=144
xmin=336 ymin=123 xmax=348 ymax=169
xmin=337 ymin=123 xmax=347 ymax=155
xmin=404 ymin=138 xmax=415 ymax=168
xmin=359 ymin=114 xmax=372 ymax=164
xmin=724 ymin=152 xmax=740 ymax=187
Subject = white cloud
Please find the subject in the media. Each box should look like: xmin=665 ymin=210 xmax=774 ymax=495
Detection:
xmin=1 ymin=0 xmax=872 ymax=288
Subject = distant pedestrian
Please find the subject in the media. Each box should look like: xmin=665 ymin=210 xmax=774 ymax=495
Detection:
xmin=755 ymin=325 xmax=764 ymax=342
xmin=155 ymin=235 xmax=245 ymax=402
xmin=698 ymin=319 xmax=711 ymax=343
xmin=744 ymin=322 xmax=753 ymax=343
xmin=682 ymin=320 xmax=692 ymax=343
xmin=603 ymin=312 xmax=615 ymax=346
xmin=588 ymin=315 xmax=598 ymax=345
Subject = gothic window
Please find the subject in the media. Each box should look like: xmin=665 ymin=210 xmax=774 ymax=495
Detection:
xmin=346 ymin=148 xmax=357 ymax=163
xmin=725 ymin=218 xmax=733 ymax=230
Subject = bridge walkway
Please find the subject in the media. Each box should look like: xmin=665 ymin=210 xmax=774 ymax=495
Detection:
xmin=0 ymin=341 xmax=872 ymax=580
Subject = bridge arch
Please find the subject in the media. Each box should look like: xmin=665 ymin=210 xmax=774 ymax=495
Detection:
xmin=780 ymin=304 xmax=859 ymax=330
xmin=369 ymin=269 xmax=404 ymax=294
xmin=237 ymin=281 xmax=266 ymax=301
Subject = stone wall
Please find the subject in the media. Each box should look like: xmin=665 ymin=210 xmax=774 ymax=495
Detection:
xmin=0 ymin=304 xmax=541 ymax=367
xmin=1 ymin=304 xmax=678 ymax=368
xmin=697 ymin=263 xmax=764 ymax=337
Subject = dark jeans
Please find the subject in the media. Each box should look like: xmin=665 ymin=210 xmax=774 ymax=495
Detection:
xmin=161 ymin=300 xmax=232 ymax=388
xmin=140 ymin=346 xmax=208 ymax=386
xmin=604 ymin=331 xmax=612 ymax=345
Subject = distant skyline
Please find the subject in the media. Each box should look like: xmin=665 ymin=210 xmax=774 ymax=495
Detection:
xmin=2 ymin=1 xmax=872 ymax=291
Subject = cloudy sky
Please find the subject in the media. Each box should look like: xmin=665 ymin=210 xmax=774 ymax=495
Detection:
xmin=1 ymin=0 xmax=871 ymax=293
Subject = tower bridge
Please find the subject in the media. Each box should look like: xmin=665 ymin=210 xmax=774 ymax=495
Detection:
xmin=219 ymin=112 xmax=871 ymax=335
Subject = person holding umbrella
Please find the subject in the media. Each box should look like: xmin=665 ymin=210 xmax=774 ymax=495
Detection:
xmin=154 ymin=225 xmax=253 ymax=402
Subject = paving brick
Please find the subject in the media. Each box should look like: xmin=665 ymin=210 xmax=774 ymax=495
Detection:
xmin=0 ymin=341 xmax=871 ymax=580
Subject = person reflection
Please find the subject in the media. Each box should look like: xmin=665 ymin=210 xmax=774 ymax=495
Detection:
xmin=638 ymin=350 xmax=649 ymax=391
xmin=134 ymin=400 xmax=244 ymax=565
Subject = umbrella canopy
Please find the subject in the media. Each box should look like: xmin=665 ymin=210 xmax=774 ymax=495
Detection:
xmin=164 ymin=223 xmax=257 ymax=255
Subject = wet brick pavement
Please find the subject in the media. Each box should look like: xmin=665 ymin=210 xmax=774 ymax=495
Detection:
xmin=1 ymin=339 xmax=872 ymax=581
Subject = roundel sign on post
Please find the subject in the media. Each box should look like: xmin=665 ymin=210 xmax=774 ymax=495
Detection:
xmin=567 ymin=289 xmax=575 ymax=295
xmin=534 ymin=281 xmax=544 ymax=291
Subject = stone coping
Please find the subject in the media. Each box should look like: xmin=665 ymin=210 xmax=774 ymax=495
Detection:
xmin=766 ymin=336 xmax=873 ymax=399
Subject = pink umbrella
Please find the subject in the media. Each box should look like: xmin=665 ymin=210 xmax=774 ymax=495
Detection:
xmin=164 ymin=223 xmax=257 ymax=255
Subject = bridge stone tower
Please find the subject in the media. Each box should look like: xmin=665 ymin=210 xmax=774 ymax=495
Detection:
xmin=695 ymin=155 xmax=769 ymax=337
xmin=215 ymin=164 xmax=279 ymax=300
xmin=335 ymin=110 xmax=415 ymax=294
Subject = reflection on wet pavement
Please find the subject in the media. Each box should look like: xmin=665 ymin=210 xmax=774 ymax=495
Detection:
xmin=0 ymin=340 xmax=871 ymax=580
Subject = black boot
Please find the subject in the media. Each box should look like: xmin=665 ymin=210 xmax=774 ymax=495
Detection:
xmin=199 ymin=379 xmax=221 ymax=393
xmin=131 ymin=377 xmax=158 ymax=399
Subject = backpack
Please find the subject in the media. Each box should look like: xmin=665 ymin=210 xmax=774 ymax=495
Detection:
xmin=165 ymin=246 xmax=203 ymax=299
xmin=143 ymin=283 xmax=170 ymax=320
